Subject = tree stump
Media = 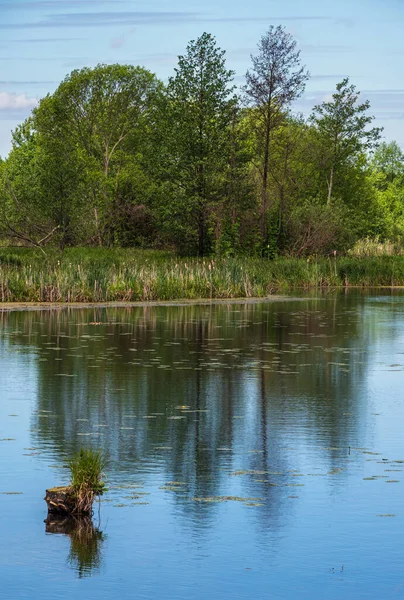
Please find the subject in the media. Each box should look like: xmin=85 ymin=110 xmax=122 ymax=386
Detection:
xmin=44 ymin=486 xmax=78 ymax=515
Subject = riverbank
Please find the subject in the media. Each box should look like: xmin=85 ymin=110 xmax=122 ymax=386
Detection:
xmin=1 ymin=248 xmax=404 ymax=303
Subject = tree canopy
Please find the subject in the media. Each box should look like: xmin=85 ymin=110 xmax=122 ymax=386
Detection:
xmin=1 ymin=30 xmax=402 ymax=257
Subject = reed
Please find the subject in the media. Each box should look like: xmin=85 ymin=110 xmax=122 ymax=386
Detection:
xmin=1 ymin=248 xmax=404 ymax=302
xmin=348 ymin=237 xmax=404 ymax=257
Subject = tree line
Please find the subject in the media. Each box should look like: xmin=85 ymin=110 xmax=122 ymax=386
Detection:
xmin=1 ymin=27 xmax=403 ymax=257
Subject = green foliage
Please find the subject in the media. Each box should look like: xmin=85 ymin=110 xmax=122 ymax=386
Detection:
xmin=310 ymin=78 xmax=382 ymax=204
xmin=243 ymin=25 xmax=309 ymax=249
xmin=0 ymin=123 xmax=52 ymax=244
xmin=159 ymin=32 xmax=237 ymax=255
xmin=68 ymin=448 xmax=106 ymax=514
xmin=0 ymin=33 xmax=402 ymax=260
xmin=68 ymin=448 xmax=106 ymax=495
xmin=31 ymin=64 xmax=162 ymax=247
xmin=372 ymin=141 xmax=404 ymax=187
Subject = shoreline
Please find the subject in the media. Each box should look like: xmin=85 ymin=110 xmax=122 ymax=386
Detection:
xmin=0 ymin=296 xmax=295 ymax=311
xmin=2 ymin=251 xmax=404 ymax=307
xmin=1 ymin=287 xmax=404 ymax=311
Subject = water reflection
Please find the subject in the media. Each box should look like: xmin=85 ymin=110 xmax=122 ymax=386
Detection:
xmin=3 ymin=293 xmax=404 ymax=598
xmin=45 ymin=514 xmax=105 ymax=578
xmin=0 ymin=298 xmax=375 ymax=522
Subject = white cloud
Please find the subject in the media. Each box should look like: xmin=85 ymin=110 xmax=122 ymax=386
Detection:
xmin=0 ymin=91 xmax=38 ymax=110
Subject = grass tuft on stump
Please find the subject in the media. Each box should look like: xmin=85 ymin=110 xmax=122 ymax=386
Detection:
xmin=68 ymin=448 xmax=106 ymax=514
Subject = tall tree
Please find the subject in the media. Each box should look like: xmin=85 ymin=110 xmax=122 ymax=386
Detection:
xmin=33 ymin=96 xmax=83 ymax=248
xmin=35 ymin=64 xmax=162 ymax=245
xmin=243 ymin=25 xmax=309 ymax=248
xmin=310 ymin=78 xmax=382 ymax=205
xmin=164 ymin=32 xmax=237 ymax=255
xmin=214 ymin=107 xmax=256 ymax=255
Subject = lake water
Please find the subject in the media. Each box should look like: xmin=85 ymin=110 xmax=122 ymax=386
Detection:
xmin=1 ymin=293 xmax=404 ymax=599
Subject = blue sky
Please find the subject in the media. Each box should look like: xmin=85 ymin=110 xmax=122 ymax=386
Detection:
xmin=0 ymin=0 xmax=403 ymax=158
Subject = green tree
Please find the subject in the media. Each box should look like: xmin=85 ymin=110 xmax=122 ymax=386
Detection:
xmin=243 ymin=25 xmax=309 ymax=249
xmin=370 ymin=141 xmax=404 ymax=238
xmin=212 ymin=107 xmax=257 ymax=256
xmin=32 ymin=96 xmax=83 ymax=248
xmin=372 ymin=141 xmax=404 ymax=188
xmin=36 ymin=64 xmax=162 ymax=245
xmin=310 ymin=78 xmax=382 ymax=205
xmin=0 ymin=121 xmax=59 ymax=248
xmin=163 ymin=32 xmax=237 ymax=255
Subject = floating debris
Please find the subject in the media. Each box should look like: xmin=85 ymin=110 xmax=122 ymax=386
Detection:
xmin=192 ymin=496 xmax=262 ymax=503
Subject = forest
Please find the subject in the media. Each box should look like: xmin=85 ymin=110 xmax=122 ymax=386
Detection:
xmin=0 ymin=26 xmax=403 ymax=259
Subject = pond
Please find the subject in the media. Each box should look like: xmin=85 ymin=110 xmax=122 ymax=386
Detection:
xmin=1 ymin=293 xmax=404 ymax=599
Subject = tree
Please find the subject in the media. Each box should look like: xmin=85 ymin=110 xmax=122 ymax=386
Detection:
xmin=213 ymin=107 xmax=257 ymax=255
xmin=310 ymin=78 xmax=382 ymax=205
xmin=372 ymin=141 xmax=404 ymax=188
xmin=243 ymin=25 xmax=309 ymax=247
xmin=32 ymin=96 xmax=83 ymax=248
xmin=370 ymin=141 xmax=404 ymax=238
xmin=163 ymin=32 xmax=237 ymax=255
xmin=35 ymin=64 xmax=162 ymax=245
xmin=0 ymin=122 xmax=61 ymax=249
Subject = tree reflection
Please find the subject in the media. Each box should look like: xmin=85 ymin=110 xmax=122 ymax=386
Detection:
xmin=0 ymin=294 xmax=388 ymax=528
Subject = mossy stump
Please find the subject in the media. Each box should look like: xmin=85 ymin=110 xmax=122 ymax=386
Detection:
xmin=45 ymin=449 xmax=106 ymax=516
xmin=45 ymin=486 xmax=85 ymax=515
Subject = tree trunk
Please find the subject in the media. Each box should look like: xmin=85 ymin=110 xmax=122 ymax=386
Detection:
xmin=94 ymin=206 xmax=102 ymax=247
xmin=278 ymin=186 xmax=284 ymax=249
xmin=261 ymin=123 xmax=271 ymax=243
xmin=327 ymin=164 xmax=334 ymax=205
xmin=198 ymin=210 xmax=205 ymax=257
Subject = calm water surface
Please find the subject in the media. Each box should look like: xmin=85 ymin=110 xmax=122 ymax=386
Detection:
xmin=1 ymin=293 xmax=404 ymax=599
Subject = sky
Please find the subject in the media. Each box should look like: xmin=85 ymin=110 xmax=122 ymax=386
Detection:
xmin=0 ymin=0 xmax=403 ymax=158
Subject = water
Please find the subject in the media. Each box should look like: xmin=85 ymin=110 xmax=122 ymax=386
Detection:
xmin=1 ymin=293 xmax=404 ymax=599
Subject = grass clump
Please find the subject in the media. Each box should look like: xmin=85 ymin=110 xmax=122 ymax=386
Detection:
xmin=68 ymin=448 xmax=106 ymax=515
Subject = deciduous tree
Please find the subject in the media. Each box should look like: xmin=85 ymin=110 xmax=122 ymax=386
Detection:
xmin=244 ymin=25 xmax=309 ymax=248
xmin=310 ymin=78 xmax=382 ymax=205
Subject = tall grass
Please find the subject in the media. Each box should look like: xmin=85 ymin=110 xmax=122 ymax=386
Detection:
xmin=348 ymin=237 xmax=404 ymax=257
xmin=68 ymin=448 xmax=106 ymax=514
xmin=1 ymin=248 xmax=404 ymax=302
